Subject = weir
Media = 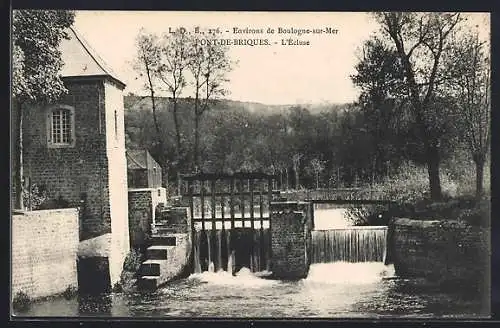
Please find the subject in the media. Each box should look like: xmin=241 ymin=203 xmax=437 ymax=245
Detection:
xmin=311 ymin=226 xmax=388 ymax=263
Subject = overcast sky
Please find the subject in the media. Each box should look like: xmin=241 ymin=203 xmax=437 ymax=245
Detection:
xmin=73 ymin=11 xmax=490 ymax=105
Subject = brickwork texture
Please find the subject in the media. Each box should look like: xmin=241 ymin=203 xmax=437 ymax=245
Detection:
xmin=128 ymin=188 xmax=167 ymax=247
xmin=389 ymin=218 xmax=490 ymax=290
xmin=269 ymin=201 xmax=312 ymax=279
xmin=15 ymin=77 xmax=131 ymax=289
xmin=20 ymin=80 xmax=111 ymax=239
xmin=12 ymin=209 xmax=79 ymax=300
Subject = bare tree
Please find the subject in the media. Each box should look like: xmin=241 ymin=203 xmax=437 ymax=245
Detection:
xmin=445 ymin=28 xmax=490 ymax=198
xmin=292 ymin=153 xmax=303 ymax=190
xmin=157 ymin=29 xmax=190 ymax=160
xmin=308 ymin=158 xmax=326 ymax=189
xmin=188 ymin=31 xmax=233 ymax=170
xmin=375 ymin=12 xmax=464 ymax=200
xmin=133 ymin=30 xmax=163 ymax=157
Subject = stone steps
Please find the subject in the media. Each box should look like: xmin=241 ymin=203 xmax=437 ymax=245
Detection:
xmin=140 ymin=259 xmax=166 ymax=276
xmin=137 ymin=206 xmax=190 ymax=291
xmin=146 ymin=245 xmax=170 ymax=260
xmin=137 ymin=236 xmax=178 ymax=291
xmin=150 ymin=235 xmax=177 ymax=246
xmin=137 ymin=275 xmax=159 ymax=290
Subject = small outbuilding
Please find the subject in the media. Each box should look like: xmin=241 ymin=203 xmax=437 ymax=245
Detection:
xmin=126 ymin=149 xmax=162 ymax=188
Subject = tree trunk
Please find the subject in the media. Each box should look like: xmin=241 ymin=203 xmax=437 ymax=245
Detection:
xmin=426 ymin=145 xmax=442 ymax=201
xmin=294 ymin=165 xmax=300 ymax=190
xmin=177 ymin=171 xmax=181 ymax=196
xmin=285 ymin=168 xmax=289 ymax=190
xmin=316 ymin=172 xmax=319 ymax=189
xmin=474 ymin=154 xmax=486 ymax=200
xmin=146 ymin=70 xmax=166 ymax=172
xmin=172 ymin=98 xmax=182 ymax=160
xmin=194 ymin=113 xmax=200 ymax=171
xmin=15 ymin=100 xmax=24 ymax=210
xmin=280 ymin=169 xmax=283 ymax=190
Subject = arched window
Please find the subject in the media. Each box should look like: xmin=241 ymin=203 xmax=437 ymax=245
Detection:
xmin=46 ymin=105 xmax=75 ymax=148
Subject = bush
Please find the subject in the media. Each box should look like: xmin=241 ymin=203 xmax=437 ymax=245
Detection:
xmin=12 ymin=291 xmax=31 ymax=312
xmin=37 ymin=195 xmax=71 ymax=210
xmin=345 ymin=204 xmax=390 ymax=226
xmin=62 ymin=285 xmax=78 ymax=300
xmin=457 ymin=198 xmax=490 ymax=228
xmin=369 ymin=162 xmax=459 ymax=204
xmin=22 ymin=183 xmax=48 ymax=210
xmin=122 ymin=248 xmax=144 ymax=273
xmin=119 ymin=248 xmax=145 ymax=293
xmin=348 ymin=162 xmax=490 ymax=226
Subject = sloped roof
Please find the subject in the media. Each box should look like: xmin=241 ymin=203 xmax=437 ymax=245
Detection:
xmin=127 ymin=150 xmax=147 ymax=169
xmin=126 ymin=149 xmax=160 ymax=170
xmin=59 ymin=27 xmax=126 ymax=89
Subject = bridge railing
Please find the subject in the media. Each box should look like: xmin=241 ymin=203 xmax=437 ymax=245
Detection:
xmin=279 ymin=187 xmax=388 ymax=202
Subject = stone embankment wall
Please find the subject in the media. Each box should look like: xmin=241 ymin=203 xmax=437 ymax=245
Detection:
xmin=388 ymin=218 xmax=490 ymax=290
xmin=269 ymin=201 xmax=313 ymax=279
xmin=12 ymin=209 xmax=79 ymax=300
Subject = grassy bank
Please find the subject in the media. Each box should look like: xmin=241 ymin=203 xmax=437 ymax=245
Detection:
xmin=348 ymin=162 xmax=490 ymax=227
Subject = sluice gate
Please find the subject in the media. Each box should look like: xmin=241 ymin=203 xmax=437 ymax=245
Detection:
xmin=182 ymin=172 xmax=279 ymax=274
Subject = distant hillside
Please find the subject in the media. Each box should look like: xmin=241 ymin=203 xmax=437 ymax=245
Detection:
xmin=124 ymin=94 xmax=350 ymax=115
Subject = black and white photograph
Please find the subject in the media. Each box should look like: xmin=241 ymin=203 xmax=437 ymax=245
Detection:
xmin=10 ymin=10 xmax=491 ymax=319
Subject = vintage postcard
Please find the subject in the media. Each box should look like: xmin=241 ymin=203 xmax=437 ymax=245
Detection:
xmin=11 ymin=10 xmax=491 ymax=319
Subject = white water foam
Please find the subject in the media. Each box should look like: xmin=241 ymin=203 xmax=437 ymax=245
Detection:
xmin=303 ymin=262 xmax=396 ymax=285
xmin=188 ymin=266 xmax=278 ymax=287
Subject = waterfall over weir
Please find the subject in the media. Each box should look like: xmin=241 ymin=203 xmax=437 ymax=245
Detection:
xmin=311 ymin=226 xmax=388 ymax=263
xmin=193 ymin=228 xmax=271 ymax=274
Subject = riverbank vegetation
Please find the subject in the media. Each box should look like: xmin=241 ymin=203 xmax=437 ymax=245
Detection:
xmin=114 ymin=248 xmax=146 ymax=293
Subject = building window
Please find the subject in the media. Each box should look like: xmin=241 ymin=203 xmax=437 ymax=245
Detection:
xmin=47 ymin=105 xmax=75 ymax=148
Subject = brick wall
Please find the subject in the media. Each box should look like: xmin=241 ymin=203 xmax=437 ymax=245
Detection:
xmin=128 ymin=187 xmax=167 ymax=247
xmin=269 ymin=201 xmax=312 ymax=279
xmin=128 ymin=169 xmax=148 ymax=188
xmin=128 ymin=190 xmax=153 ymax=248
xmin=19 ymin=80 xmax=111 ymax=240
xmin=12 ymin=209 xmax=79 ymax=300
xmin=388 ymin=218 xmax=490 ymax=290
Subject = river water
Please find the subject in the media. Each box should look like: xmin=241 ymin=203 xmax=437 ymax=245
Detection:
xmin=14 ymin=207 xmax=490 ymax=319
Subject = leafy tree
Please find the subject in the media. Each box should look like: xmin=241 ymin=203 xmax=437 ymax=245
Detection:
xmin=351 ymin=37 xmax=408 ymax=179
xmin=373 ymin=12 xmax=464 ymax=200
xmin=12 ymin=10 xmax=75 ymax=209
xmin=444 ymin=28 xmax=490 ymax=198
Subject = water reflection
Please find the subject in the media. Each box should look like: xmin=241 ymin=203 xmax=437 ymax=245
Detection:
xmin=77 ymin=293 xmax=112 ymax=316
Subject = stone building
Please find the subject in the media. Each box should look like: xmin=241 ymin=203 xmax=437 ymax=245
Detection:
xmin=12 ymin=27 xmax=130 ymax=289
xmin=127 ymin=149 xmax=167 ymax=248
xmin=127 ymin=149 xmax=162 ymax=189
